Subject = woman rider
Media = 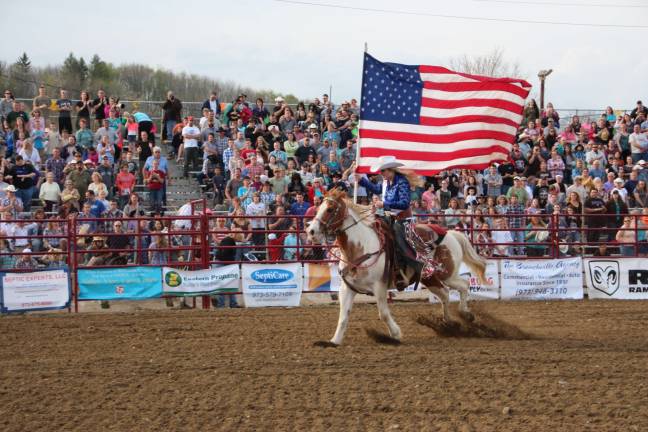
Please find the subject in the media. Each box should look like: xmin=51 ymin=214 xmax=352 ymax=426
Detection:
xmin=353 ymin=155 xmax=425 ymax=289
xmin=358 ymin=156 xmax=413 ymax=218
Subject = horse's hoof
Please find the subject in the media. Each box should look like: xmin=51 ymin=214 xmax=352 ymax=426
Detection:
xmin=459 ymin=311 xmax=475 ymax=323
xmin=313 ymin=340 xmax=339 ymax=348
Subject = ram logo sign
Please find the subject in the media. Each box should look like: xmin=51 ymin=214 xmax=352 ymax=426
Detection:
xmin=588 ymin=260 xmax=620 ymax=297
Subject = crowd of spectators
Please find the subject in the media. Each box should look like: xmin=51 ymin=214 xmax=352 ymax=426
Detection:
xmin=1 ymin=84 xmax=648 ymax=277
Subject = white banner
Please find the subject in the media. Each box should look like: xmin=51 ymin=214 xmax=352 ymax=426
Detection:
xmin=500 ymin=258 xmax=583 ymax=301
xmin=242 ymin=264 xmax=302 ymax=307
xmin=162 ymin=265 xmax=240 ymax=296
xmin=429 ymin=260 xmax=499 ymax=303
xmin=585 ymin=258 xmax=648 ymax=300
xmin=303 ymin=263 xmax=341 ymax=292
xmin=1 ymin=269 xmax=70 ymax=312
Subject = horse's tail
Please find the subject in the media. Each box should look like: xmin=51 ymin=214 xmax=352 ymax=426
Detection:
xmin=452 ymin=231 xmax=488 ymax=285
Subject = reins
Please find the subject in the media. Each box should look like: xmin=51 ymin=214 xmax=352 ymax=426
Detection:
xmin=317 ymin=198 xmax=385 ymax=270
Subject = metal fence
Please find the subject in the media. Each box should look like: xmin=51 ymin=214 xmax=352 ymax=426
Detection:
xmin=12 ymin=97 xmax=620 ymax=127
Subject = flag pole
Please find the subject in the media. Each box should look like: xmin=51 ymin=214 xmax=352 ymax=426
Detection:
xmin=354 ymin=42 xmax=368 ymax=204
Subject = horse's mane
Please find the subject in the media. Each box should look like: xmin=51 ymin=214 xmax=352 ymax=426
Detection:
xmin=343 ymin=198 xmax=376 ymax=226
xmin=327 ymin=188 xmax=376 ymax=227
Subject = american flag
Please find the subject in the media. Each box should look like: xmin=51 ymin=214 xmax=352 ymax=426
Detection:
xmin=358 ymin=54 xmax=532 ymax=175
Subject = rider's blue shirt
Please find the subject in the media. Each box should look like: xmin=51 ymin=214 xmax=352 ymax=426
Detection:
xmin=359 ymin=173 xmax=411 ymax=211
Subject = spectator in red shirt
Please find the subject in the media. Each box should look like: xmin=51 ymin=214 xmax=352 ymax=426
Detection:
xmin=145 ymin=159 xmax=166 ymax=213
xmin=115 ymin=164 xmax=136 ymax=208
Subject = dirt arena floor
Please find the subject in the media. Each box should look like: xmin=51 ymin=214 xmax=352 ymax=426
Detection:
xmin=1 ymin=299 xmax=647 ymax=431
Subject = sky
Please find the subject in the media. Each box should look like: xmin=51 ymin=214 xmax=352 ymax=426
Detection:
xmin=3 ymin=0 xmax=648 ymax=111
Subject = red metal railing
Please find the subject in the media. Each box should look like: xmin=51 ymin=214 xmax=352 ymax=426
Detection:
xmin=0 ymin=211 xmax=643 ymax=311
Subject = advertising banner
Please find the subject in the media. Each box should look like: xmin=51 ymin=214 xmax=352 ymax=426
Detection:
xmin=500 ymin=258 xmax=583 ymax=301
xmin=429 ymin=260 xmax=499 ymax=303
xmin=459 ymin=260 xmax=500 ymax=300
xmin=585 ymin=258 xmax=648 ymax=300
xmin=303 ymin=263 xmax=341 ymax=292
xmin=0 ymin=269 xmax=70 ymax=313
xmin=241 ymin=263 xmax=302 ymax=307
xmin=162 ymin=265 xmax=240 ymax=296
xmin=78 ymin=267 xmax=162 ymax=300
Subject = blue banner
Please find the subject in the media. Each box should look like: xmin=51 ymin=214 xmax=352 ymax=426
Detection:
xmin=78 ymin=267 xmax=162 ymax=300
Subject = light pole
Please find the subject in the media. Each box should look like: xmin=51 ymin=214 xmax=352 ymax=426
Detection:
xmin=538 ymin=69 xmax=553 ymax=110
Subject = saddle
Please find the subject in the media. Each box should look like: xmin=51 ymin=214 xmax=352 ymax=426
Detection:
xmin=381 ymin=218 xmax=447 ymax=291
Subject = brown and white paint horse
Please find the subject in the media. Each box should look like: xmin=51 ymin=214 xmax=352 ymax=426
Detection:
xmin=307 ymin=189 xmax=488 ymax=346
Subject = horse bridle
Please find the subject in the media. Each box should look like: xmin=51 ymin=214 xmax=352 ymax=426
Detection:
xmin=314 ymin=197 xmax=348 ymax=238
xmin=314 ymin=197 xmax=370 ymax=238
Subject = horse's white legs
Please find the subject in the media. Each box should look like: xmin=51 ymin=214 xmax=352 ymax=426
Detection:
xmin=376 ymin=285 xmax=402 ymax=340
xmin=427 ymin=284 xmax=451 ymax=321
xmin=330 ymin=283 xmax=356 ymax=346
xmin=445 ymin=276 xmax=471 ymax=314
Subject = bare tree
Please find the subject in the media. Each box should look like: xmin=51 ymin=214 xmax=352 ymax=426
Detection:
xmin=449 ymin=48 xmax=524 ymax=79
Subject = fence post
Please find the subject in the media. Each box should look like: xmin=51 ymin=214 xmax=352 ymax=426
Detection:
xmin=201 ymin=211 xmax=211 ymax=309
xmin=135 ymin=219 xmax=141 ymax=265
xmin=296 ymin=216 xmax=301 ymax=262
xmin=68 ymin=216 xmax=79 ymax=313
xmin=634 ymin=213 xmax=639 ymax=257
xmin=552 ymin=212 xmax=559 ymax=258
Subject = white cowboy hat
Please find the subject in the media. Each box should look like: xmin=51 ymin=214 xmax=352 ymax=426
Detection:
xmin=5 ymin=185 xmax=17 ymax=192
xmin=370 ymin=155 xmax=404 ymax=173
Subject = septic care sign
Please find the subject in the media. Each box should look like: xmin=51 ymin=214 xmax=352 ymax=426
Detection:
xmin=242 ymin=264 xmax=302 ymax=307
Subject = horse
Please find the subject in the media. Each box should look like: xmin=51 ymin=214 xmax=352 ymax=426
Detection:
xmin=306 ymin=189 xmax=488 ymax=346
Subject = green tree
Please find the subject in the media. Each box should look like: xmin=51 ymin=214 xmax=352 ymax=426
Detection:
xmin=11 ymin=52 xmax=34 ymax=96
xmin=61 ymin=52 xmax=89 ymax=91
xmin=15 ymin=52 xmax=31 ymax=73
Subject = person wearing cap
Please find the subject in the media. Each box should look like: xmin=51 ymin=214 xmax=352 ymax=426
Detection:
xmin=5 ymin=155 xmax=36 ymax=212
xmin=15 ymin=246 xmax=37 ymax=269
xmin=566 ymin=175 xmax=586 ymax=204
xmin=295 ymin=137 xmax=317 ymax=165
xmin=611 ymin=178 xmax=628 ymax=202
xmin=273 ymin=96 xmax=286 ymax=113
xmin=506 ymin=176 xmax=530 ymax=205
xmin=67 ymin=159 xmax=92 ymax=199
